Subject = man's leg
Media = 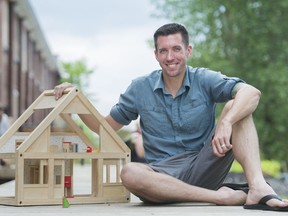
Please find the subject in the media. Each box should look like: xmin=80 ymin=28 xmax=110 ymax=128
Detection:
xmin=222 ymin=102 xmax=288 ymax=208
xmin=120 ymin=101 xmax=247 ymax=205
xmin=120 ymin=162 xmax=246 ymax=205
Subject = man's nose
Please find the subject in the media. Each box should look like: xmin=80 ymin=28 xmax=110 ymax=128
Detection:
xmin=166 ymin=50 xmax=174 ymax=60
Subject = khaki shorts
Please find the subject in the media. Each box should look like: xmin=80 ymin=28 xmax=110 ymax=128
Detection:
xmin=149 ymin=141 xmax=234 ymax=190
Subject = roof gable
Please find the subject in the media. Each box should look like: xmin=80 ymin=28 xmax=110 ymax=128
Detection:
xmin=0 ymin=87 xmax=130 ymax=154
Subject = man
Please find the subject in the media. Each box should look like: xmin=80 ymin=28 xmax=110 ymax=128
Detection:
xmin=54 ymin=23 xmax=288 ymax=211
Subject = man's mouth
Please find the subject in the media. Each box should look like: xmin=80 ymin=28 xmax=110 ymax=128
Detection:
xmin=166 ymin=63 xmax=178 ymax=68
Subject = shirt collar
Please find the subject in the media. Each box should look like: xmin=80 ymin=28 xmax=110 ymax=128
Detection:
xmin=153 ymin=67 xmax=191 ymax=92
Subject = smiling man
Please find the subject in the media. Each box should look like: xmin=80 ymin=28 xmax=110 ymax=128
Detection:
xmin=54 ymin=23 xmax=288 ymax=211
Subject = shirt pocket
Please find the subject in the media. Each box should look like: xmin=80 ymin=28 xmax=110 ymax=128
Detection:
xmin=140 ymin=106 xmax=171 ymax=135
xmin=180 ymin=102 xmax=211 ymax=132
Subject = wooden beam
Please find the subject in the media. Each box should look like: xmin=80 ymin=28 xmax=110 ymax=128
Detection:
xmin=17 ymin=88 xmax=78 ymax=153
xmin=60 ymin=113 xmax=95 ymax=149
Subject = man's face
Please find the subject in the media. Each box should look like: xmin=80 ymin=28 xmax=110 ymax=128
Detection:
xmin=154 ymin=33 xmax=192 ymax=78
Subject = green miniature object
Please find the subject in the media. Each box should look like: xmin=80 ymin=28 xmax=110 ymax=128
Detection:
xmin=63 ymin=197 xmax=70 ymax=208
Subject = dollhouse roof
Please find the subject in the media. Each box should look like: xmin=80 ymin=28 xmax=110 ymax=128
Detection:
xmin=0 ymin=87 xmax=130 ymax=154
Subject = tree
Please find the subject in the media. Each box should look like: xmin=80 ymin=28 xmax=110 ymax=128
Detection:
xmin=152 ymin=0 xmax=288 ymax=164
xmin=60 ymin=58 xmax=96 ymax=101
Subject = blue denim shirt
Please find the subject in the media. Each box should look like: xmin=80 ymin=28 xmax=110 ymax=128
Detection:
xmin=110 ymin=66 xmax=243 ymax=164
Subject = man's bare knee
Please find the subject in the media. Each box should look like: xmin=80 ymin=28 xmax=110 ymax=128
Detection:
xmin=120 ymin=163 xmax=135 ymax=184
xmin=121 ymin=162 xmax=152 ymax=189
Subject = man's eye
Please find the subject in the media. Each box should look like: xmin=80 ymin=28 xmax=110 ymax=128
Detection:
xmin=159 ymin=49 xmax=167 ymax=54
xmin=173 ymin=47 xmax=181 ymax=52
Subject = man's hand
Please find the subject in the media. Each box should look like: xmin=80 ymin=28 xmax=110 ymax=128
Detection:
xmin=54 ymin=82 xmax=73 ymax=100
xmin=211 ymin=119 xmax=233 ymax=157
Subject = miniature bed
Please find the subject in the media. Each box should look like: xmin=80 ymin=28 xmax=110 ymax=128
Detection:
xmin=0 ymin=87 xmax=130 ymax=206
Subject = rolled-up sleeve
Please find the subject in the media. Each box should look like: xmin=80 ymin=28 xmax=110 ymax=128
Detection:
xmin=201 ymin=69 xmax=245 ymax=103
xmin=110 ymin=81 xmax=139 ymax=125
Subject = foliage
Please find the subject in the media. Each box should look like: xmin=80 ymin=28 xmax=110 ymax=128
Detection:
xmin=60 ymin=58 xmax=92 ymax=87
xmin=152 ymin=0 xmax=288 ymax=165
xmin=230 ymin=160 xmax=281 ymax=178
xmin=60 ymin=58 xmax=97 ymax=102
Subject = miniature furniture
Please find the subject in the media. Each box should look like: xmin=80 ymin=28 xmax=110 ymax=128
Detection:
xmin=0 ymin=87 xmax=130 ymax=206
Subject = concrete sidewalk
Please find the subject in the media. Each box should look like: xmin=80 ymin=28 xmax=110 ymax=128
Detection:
xmin=0 ymin=164 xmax=286 ymax=216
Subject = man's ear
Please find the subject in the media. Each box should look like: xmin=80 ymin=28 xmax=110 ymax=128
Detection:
xmin=186 ymin=45 xmax=193 ymax=57
xmin=154 ymin=49 xmax=159 ymax=62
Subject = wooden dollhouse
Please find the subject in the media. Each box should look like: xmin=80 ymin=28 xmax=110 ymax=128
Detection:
xmin=0 ymin=87 xmax=130 ymax=206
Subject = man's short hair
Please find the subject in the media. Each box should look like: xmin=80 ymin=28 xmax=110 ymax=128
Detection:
xmin=153 ymin=23 xmax=189 ymax=50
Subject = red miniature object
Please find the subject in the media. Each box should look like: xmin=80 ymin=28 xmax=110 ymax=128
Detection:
xmin=64 ymin=176 xmax=72 ymax=188
xmin=86 ymin=146 xmax=92 ymax=152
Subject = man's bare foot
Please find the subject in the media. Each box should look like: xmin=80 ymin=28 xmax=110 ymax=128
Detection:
xmin=216 ymin=186 xmax=247 ymax=205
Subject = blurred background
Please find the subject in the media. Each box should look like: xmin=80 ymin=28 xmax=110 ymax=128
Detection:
xmin=0 ymin=0 xmax=288 ymax=191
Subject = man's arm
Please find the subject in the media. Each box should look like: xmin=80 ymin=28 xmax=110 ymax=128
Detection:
xmin=54 ymin=82 xmax=124 ymax=133
xmin=78 ymin=114 xmax=123 ymax=133
xmin=224 ymin=82 xmax=261 ymax=125
xmin=212 ymin=83 xmax=261 ymax=157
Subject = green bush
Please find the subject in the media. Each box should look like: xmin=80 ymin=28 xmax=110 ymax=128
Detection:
xmin=230 ymin=160 xmax=281 ymax=178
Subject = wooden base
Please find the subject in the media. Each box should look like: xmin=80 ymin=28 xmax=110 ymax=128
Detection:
xmin=0 ymin=194 xmax=130 ymax=206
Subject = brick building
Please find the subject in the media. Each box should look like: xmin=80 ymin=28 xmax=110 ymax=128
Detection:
xmin=0 ymin=0 xmax=60 ymax=129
